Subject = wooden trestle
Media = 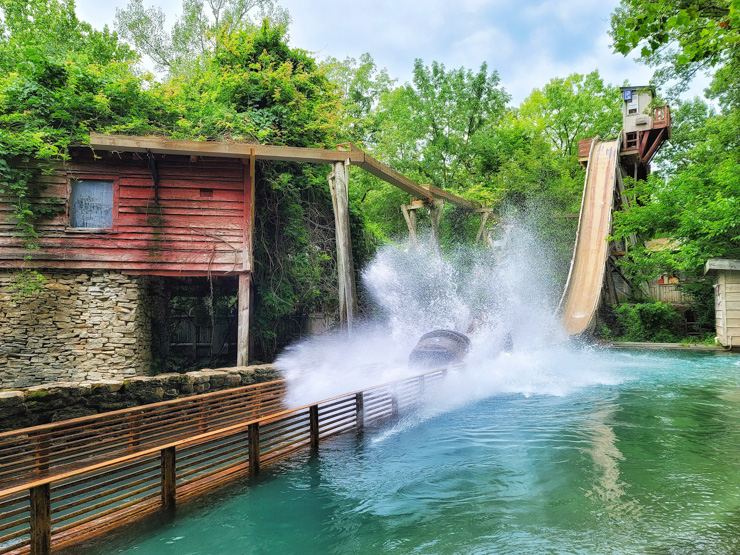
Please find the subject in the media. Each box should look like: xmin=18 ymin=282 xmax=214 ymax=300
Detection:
xmin=0 ymin=369 xmax=447 ymax=554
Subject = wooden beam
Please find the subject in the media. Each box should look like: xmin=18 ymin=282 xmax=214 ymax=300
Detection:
xmin=237 ymin=273 xmax=250 ymax=366
xmin=90 ymin=134 xmax=475 ymax=212
xmin=355 ymin=151 xmax=434 ymax=201
xmin=90 ymin=133 xmax=363 ymax=165
xmin=705 ymin=258 xmax=740 ymax=273
xmin=424 ymin=184 xmax=479 ymax=210
xmin=355 ymin=392 xmax=364 ymax=429
xmin=643 ymin=128 xmax=667 ymax=166
xmin=309 ymin=405 xmax=319 ymax=450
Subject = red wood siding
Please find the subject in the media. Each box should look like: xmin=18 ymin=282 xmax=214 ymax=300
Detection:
xmin=0 ymin=151 xmax=253 ymax=276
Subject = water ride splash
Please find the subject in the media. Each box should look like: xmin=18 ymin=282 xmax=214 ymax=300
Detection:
xmin=277 ymin=224 xmax=618 ymax=408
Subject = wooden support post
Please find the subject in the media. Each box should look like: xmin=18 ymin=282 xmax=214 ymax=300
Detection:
xmin=429 ymin=200 xmax=444 ymax=247
xmin=237 ymin=273 xmax=251 ymax=366
xmin=160 ymin=447 xmax=176 ymax=511
xmin=401 ymin=204 xmax=418 ymax=244
xmin=198 ymin=402 xmax=209 ymax=433
xmin=248 ymin=422 xmax=260 ymax=476
xmin=309 ymin=405 xmax=320 ymax=450
xmin=475 ymin=211 xmax=490 ymax=244
xmin=128 ymin=413 xmax=142 ymax=449
xmin=355 ymin=392 xmax=364 ymax=429
xmin=35 ymin=434 xmax=50 ymax=475
xmin=29 ymin=484 xmax=51 ymax=555
xmin=328 ymin=160 xmax=358 ymax=330
xmin=390 ymin=394 xmax=399 ymax=419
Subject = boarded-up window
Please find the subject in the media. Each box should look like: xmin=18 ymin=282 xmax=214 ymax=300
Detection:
xmin=70 ymin=180 xmax=114 ymax=228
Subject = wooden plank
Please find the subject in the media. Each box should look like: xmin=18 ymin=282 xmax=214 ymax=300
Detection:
xmin=0 ymin=247 xmax=241 ymax=264
xmin=90 ymin=134 xmax=363 ymax=165
xmin=243 ymin=152 xmax=255 ymax=273
xmin=424 ymin=184 xmax=479 ymax=210
xmin=705 ymin=259 xmax=740 ymax=273
xmin=119 ymin=187 xmax=244 ymax=202
xmin=356 ymin=152 xmax=433 ymax=200
xmin=0 ymin=260 xmax=241 ymax=273
xmin=119 ymin=177 xmax=246 ymax=191
xmin=0 ymin=237 xmax=240 ymax=253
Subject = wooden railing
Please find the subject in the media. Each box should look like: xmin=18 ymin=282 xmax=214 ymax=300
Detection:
xmin=0 ymin=380 xmax=286 ymax=493
xmin=0 ymin=369 xmax=446 ymax=554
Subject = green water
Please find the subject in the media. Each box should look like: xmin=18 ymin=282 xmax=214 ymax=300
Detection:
xmin=81 ymin=349 xmax=740 ymax=554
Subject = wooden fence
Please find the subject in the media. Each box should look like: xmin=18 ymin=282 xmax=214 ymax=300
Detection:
xmin=0 ymin=369 xmax=446 ymax=554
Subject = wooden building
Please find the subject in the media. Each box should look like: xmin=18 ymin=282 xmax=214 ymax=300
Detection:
xmin=1 ymin=134 xmax=478 ymax=387
xmin=0 ymin=144 xmax=257 ymax=387
xmin=705 ymin=259 xmax=740 ymax=348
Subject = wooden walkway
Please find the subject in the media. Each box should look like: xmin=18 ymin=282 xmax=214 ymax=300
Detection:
xmin=0 ymin=369 xmax=446 ymax=554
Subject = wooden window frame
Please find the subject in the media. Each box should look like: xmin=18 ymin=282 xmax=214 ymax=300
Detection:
xmin=65 ymin=175 xmax=120 ymax=234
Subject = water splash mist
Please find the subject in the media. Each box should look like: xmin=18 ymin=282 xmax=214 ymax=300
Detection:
xmin=276 ymin=218 xmax=620 ymax=408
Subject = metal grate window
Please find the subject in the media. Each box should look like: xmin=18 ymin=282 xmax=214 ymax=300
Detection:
xmin=70 ymin=180 xmax=114 ymax=228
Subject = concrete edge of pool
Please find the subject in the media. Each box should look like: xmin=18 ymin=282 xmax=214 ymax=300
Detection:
xmin=607 ymin=341 xmax=739 ymax=353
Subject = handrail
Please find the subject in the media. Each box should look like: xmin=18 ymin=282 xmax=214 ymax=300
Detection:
xmin=0 ymin=379 xmax=287 ymax=491
xmin=0 ymin=368 xmax=447 ymax=554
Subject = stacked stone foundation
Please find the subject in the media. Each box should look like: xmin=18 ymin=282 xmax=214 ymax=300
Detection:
xmin=0 ymin=365 xmax=280 ymax=432
xmin=0 ymin=270 xmax=154 ymax=388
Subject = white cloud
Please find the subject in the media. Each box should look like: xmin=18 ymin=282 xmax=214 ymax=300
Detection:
xmin=75 ymin=0 xmax=711 ymax=106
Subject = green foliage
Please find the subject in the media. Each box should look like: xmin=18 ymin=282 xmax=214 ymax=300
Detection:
xmin=0 ymin=5 xmax=350 ymax=358
xmin=610 ymin=0 xmax=738 ymax=97
xmin=519 ymin=71 xmax=622 ymax=156
xmin=0 ymin=0 xmax=168 ymax=250
xmin=611 ymin=96 xmax=740 ymax=326
xmin=8 ymin=266 xmax=45 ymax=300
xmin=375 ymin=59 xmax=509 ymax=193
xmin=614 ymin=302 xmax=684 ymax=342
xmin=114 ymin=0 xmax=289 ymax=76
xmin=321 ymin=53 xmax=395 ymax=146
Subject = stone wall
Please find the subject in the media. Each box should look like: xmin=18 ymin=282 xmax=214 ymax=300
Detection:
xmin=0 ymin=364 xmax=280 ymax=432
xmin=0 ymin=270 xmax=153 ymax=388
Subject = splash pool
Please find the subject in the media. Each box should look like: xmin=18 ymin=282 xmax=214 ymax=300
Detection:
xmin=79 ymin=349 xmax=740 ymax=554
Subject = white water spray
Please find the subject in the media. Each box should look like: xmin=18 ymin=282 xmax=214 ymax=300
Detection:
xmin=276 ymin=220 xmax=620 ymax=408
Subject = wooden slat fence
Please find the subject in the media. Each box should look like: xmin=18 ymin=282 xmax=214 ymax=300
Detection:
xmin=0 ymin=380 xmax=286 ymax=491
xmin=0 ymin=369 xmax=446 ymax=554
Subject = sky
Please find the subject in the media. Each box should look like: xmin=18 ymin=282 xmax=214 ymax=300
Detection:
xmin=75 ymin=0 xmax=711 ymax=105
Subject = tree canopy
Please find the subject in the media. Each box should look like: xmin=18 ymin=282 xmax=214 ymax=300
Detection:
xmin=610 ymin=0 xmax=740 ymax=327
xmin=114 ymin=0 xmax=289 ymax=76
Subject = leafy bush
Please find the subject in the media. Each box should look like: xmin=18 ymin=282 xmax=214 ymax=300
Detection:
xmin=613 ymin=302 xmax=684 ymax=342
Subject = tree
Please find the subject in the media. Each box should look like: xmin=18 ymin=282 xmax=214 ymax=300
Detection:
xmin=610 ymin=0 xmax=739 ymax=101
xmin=114 ymin=0 xmax=289 ymax=75
xmin=610 ymin=0 xmax=740 ymax=328
xmin=321 ymin=52 xmax=395 ymax=146
xmin=518 ymin=71 xmax=622 ymax=156
xmin=374 ymin=59 xmax=509 ymax=192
